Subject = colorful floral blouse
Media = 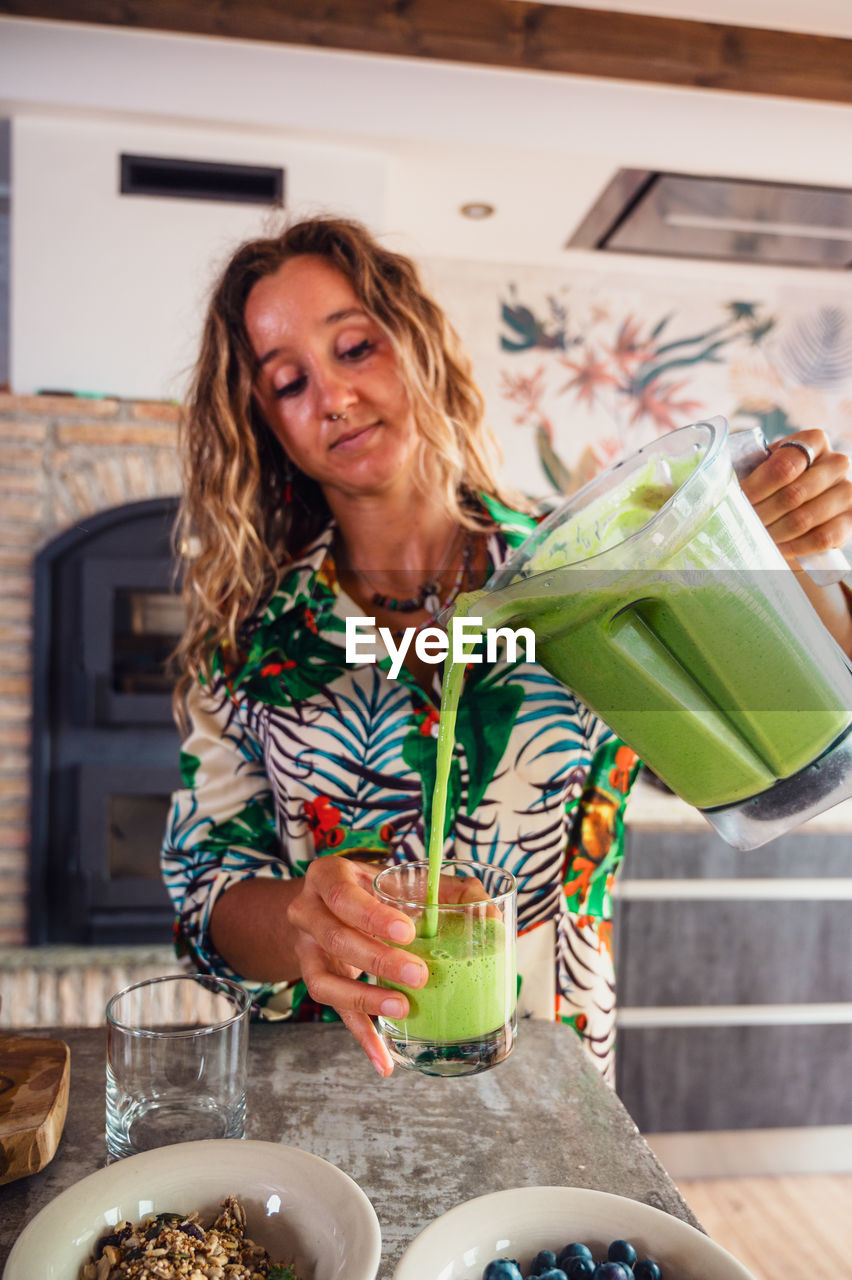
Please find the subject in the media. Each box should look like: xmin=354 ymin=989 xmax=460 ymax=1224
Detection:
xmin=162 ymin=497 xmax=640 ymax=1080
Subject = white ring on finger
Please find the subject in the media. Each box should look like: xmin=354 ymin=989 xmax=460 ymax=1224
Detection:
xmin=777 ymin=440 xmax=816 ymax=470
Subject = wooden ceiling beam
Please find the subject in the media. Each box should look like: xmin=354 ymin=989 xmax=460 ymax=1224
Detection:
xmin=2 ymin=0 xmax=851 ymax=106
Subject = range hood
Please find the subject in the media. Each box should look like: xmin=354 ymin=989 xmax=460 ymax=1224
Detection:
xmin=567 ymin=169 xmax=852 ymax=269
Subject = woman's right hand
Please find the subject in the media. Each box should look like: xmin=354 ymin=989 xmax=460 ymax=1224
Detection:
xmin=287 ymin=856 xmax=429 ymax=1076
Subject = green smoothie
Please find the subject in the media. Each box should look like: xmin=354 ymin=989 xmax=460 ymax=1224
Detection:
xmin=381 ymin=912 xmax=511 ymax=1041
xmin=380 ymin=629 xmax=515 ymax=1048
xmin=423 ymin=646 xmax=467 ymax=932
xmin=474 ymin=461 xmax=852 ymax=811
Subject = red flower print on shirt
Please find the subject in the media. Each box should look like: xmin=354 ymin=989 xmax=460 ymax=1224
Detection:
xmin=303 ymin=795 xmax=343 ymax=851
xmin=260 ymin=659 xmax=297 ymax=677
xmin=415 ymin=705 xmax=440 ymax=738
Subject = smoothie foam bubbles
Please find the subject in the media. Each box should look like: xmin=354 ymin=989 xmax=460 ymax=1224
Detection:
xmin=523 ymin=452 xmax=702 ymax=574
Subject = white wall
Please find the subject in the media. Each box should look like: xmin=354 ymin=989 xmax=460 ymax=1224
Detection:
xmin=11 ymin=115 xmax=386 ymax=398
xmin=425 ymin=255 xmax=852 ymax=496
xmin=4 ymin=15 xmax=852 ymax=400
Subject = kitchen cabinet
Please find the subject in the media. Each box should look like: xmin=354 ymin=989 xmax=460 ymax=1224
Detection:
xmin=614 ymin=776 xmax=852 ymax=1134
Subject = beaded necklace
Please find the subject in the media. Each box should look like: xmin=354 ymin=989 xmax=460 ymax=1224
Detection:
xmin=344 ymin=526 xmax=474 ymax=616
xmin=367 ymin=532 xmax=475 ymax=614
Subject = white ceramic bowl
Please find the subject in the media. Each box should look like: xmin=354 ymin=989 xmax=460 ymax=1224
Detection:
xmin=4 ymin=1139 xmax=381 ymax=1280
xmin=394 ymin=1186 xmax=755 ymax=1280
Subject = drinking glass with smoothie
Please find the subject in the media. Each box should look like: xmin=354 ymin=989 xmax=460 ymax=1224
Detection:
xmin=374 ymin=861 xmax=517 ymax=1077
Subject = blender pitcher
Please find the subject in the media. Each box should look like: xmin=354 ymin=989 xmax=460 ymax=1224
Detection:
xmin=469 ymin=416 xmax=852 ymax=850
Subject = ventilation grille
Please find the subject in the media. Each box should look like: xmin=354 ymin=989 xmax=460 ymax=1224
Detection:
xmin=120 ymin=154 xmax=284 ymax=206
xmin=568 ymin=170 xmax=852 ymax=269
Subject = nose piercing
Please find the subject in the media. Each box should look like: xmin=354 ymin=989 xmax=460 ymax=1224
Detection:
xmin=328 ymin=412 xmax=348 ymax=422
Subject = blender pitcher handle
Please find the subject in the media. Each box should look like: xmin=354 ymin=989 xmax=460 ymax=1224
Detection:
xmin=729 ymin=426 xmax=852 ymax=588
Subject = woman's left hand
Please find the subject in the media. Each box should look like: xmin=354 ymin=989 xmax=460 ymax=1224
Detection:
xmin=739 ymin=428 xmax=852 ymax=564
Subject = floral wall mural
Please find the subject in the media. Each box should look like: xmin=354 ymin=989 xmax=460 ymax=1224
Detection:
xmin=426 ymin=258 xmax=852 ymax=501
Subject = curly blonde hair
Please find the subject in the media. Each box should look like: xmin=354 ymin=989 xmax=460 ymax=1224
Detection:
xmin=174 ymin=215 xmax=529 ymax=716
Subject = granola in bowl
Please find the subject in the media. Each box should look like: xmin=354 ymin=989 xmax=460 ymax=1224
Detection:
xmin=78 ymin=1195 xmax=299 ymax=1280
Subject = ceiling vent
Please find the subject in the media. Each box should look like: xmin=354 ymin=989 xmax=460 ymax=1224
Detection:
xmin=567 ymin=170 xmax=852 ymax=269
xmin=120 ymin=154 xmax=284 ymax=206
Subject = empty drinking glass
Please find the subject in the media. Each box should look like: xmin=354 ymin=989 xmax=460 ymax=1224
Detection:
xmin=105 ymin=973 xmax=250 ymax=1161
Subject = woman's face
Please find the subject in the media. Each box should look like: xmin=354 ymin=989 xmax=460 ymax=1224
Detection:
xmin=245 ymin=254 xmax=420 ymax=504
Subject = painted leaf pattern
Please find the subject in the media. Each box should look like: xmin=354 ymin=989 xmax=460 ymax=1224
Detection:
xmin=401 ymin=719 xmax=462 ymax=840
xmin=454 ymin=661 xmax=526 ymax=816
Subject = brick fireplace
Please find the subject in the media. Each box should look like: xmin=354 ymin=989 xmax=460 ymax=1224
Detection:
xmin=0 ymin=391 xmax=185 ymax=1025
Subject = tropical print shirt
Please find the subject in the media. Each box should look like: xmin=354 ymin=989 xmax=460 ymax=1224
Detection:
xmin=162 ymin=497 xmax=640 ymax=1079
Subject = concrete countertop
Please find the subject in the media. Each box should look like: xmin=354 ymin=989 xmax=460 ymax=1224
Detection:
xmin=0 ymin=1021 xmax=699 ymax=1277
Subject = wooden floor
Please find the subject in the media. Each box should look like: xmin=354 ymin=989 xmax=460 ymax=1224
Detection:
xmin=677 ymin=1174 xmax=852 ymax=1279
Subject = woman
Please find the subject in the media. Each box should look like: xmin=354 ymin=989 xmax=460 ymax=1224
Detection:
xmin=163 ymin=216 xmax=852 ymax=1082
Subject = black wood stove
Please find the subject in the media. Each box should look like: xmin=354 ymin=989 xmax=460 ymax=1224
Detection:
xmin=30 ymin=497 xmax=183 ymax=944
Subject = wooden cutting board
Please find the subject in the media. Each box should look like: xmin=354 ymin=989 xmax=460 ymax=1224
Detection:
xmin=0 ymin=1033 xmax=71 ymax=1186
